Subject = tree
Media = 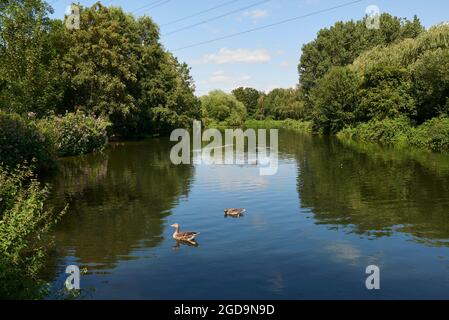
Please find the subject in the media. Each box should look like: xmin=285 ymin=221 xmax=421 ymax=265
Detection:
xmin=298 ymin=13 xmax=424 ymax=107
xmin=358 ymin=65 xmax=416 ymax=121
xmin=231 ymin=87 xmax=261 ymax=118
xmin=412 ymin=48 xmax=449 ymax=122
xmin=310 ymin=66 xmax=361 ymax=134
xmin=201 ymin=90 xmax=246 ymax=126
xmin=0 ymin=0 xmax=66 ymax=117
xmin=257 ymin=88 xmax=304 ymax=120
xmin=62 ymin=4 xmax=142 ymax=121
xmin=62 ymin=3 xmax=199 ymax=136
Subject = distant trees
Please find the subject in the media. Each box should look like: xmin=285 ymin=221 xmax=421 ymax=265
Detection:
xmin=230 ymin=87 xmax=304 ymax=121
xmin=256 ymin=88 xmax=304 ymax=120
xmin=231 ymin=87 xmax=261 ymax=118
xmin=201 ymin=90 xmax=246 ymax=126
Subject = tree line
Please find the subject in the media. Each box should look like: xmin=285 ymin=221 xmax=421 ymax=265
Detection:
xmin=206 ymin=14 xmax=449 ymax=150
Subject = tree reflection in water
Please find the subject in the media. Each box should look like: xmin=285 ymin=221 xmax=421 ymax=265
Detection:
xmin=278 ymin=130 xmax=449 ymax=246
xmin=46 ymin=138 xmax=195 ymax=271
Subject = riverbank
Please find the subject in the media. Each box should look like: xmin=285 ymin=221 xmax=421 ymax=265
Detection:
xmin=337 ymin=116 xmax=449 ymax=152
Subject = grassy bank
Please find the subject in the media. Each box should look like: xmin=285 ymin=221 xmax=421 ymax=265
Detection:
xmin=337 ymin=116 xmax=449 ymax=152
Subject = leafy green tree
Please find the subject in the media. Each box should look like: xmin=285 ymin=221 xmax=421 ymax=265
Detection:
xmin=231 ymin=87 xmax=261 ymax=118
xmin=62 ymin=3 xmax=199 ymax=136
xmin=310 ymin=66 xmax=361 ymax=134
xmin=0 ymin=0 xmax=66 ymax=117
xmin=358 ymin=65 xmax=416 ymax=121
xmin=62 ymin=4 xmax=141 ymax=121
xmin=298 ymin=13 xmax=424 ymax=108
xmin=412 ymin=48 xmax=449 ymax=122
xmin=257 ymin=88 xmax=304 ymax=120
xmin=201 ymin=90 xmax=246 ymax=126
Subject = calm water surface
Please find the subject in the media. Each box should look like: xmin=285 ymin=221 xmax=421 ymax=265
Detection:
xmin=45 ymin=130 xmax=449 ymax=299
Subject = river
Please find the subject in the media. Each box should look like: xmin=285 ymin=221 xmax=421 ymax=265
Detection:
xmin=45 ymin=130 xmax=449 ymax=299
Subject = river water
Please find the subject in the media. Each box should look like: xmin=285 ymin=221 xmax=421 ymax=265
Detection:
xmin=45 ymin=130 xmax=449 ymax=299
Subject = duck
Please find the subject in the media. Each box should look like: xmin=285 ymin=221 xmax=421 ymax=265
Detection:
xmin=170 ymin=223 xmax=199 ymax=242
xmin=224 ymin=208 xmax=246 ymax=217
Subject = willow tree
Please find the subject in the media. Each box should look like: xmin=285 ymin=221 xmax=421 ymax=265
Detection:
xmin=298 ymin=13 xmax=424 ymax=109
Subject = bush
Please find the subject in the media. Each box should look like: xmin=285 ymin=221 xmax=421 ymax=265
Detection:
xmin=0 ymin=165 xmax=66 ymax=299
xmin=338 ymin=116 xmax=449 ymax=151
xmin=0 ymin=111 xmax=55 ymax=171
xmin=410 ymin=117 xmax=449 ymax=151
xmin=38 ymin=112 xmax=110 ymax=157
xmin=337 ymin=116 xmax=412 ymax=146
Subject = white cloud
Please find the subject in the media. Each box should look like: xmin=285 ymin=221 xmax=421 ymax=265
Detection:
xmin=208 ymin=70 xmax=251 ymax=84
xmin=243 ymin=9 xmax=268 ymax=23
xmin=193 ymin=48 xmax=272 ymax=65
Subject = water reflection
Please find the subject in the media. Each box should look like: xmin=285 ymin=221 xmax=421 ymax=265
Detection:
xmin=48 ymin=138 xmax=195 ymax=270
xmin=279 ymin=130 xmax=449 ymax=246
xmin=45 ymin=130 xmax=449 ymax=299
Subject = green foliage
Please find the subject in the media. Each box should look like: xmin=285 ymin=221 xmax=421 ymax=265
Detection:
xmin=0 ymin=0 xmax=66 ymax=117
xmin=310 ymin=66 xmax=362 ymax=134
xmin=1 ymin=1 xmax=200 ymax=137
xmin=338 ymin=116 xmax=449 ymax=151
xmin=411 ymin=48 xmax=449 ymax=121
xmin=298 ymin=13 xmax=424 ymax=105
xmin=337 ymin=116 xmax=412 ymax=146
xmin=0 ymin=111 xmax=54 ymax=171
xmin=0 ymin=165 xmax=65 ymax=299
xmin=256 ymin=88 xmax=304 ymax=120
xmin=358 ymin=65 xmax=416 ymax=120
xmin=231 ymin=87 xmax=261 ymax=118
xmin=201 ymin=90 xmax=246 ymax=126
xmin=410 ymin=117 xmax=449 ymax=151
xmin=245 ymin=118 xmax=312 ymax=133
xmin=37 ymin=112 xmax=110 ymax=157
xmin=143 ymin=56 xmax=200 ymax=135
xmin=62 ymin=4 xmax=199 ymax=136
xmin=303 ymin=20 xmax=449 ymax=147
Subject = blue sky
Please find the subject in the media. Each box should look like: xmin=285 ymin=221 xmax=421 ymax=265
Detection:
xmin=49 ymin=0 xmax=449 ymax=96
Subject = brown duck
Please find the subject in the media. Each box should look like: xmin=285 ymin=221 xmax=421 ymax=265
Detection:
xmin=170 ymin=223 xmax=199 ymax=242
xmin=224 ymin=208 xmax=246 ymax=217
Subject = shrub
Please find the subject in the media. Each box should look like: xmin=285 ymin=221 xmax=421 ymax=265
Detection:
xmin=0 ymin=165 xmax=66 ymax=299
xmin=38 ymin=112 xmax=110 ymax=157
xmin=338 ymin=116 xmax=449 ymax=151
xmin=409 ymin=117 xmax=449 ymax=151
xmin=337 ymin=116 xmax=412 ymax=146
xmin=0 ymin=111 xmax=55 ymax=171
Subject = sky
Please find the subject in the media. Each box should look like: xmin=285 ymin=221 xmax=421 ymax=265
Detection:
xmin=48 ymin=0 xmax=449 ymax=96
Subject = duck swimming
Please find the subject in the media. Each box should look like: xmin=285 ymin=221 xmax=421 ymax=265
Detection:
xmin=170 ymin=223 xmax=199 ymax=242
xmin=224 ymin=208 xmax=246 ymax=217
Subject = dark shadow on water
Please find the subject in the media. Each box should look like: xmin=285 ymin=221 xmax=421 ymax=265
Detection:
xmin=279 ymin=130 xmax=449 ymax=246
xmin=45 ymin=138 xmax=195 ymax=271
